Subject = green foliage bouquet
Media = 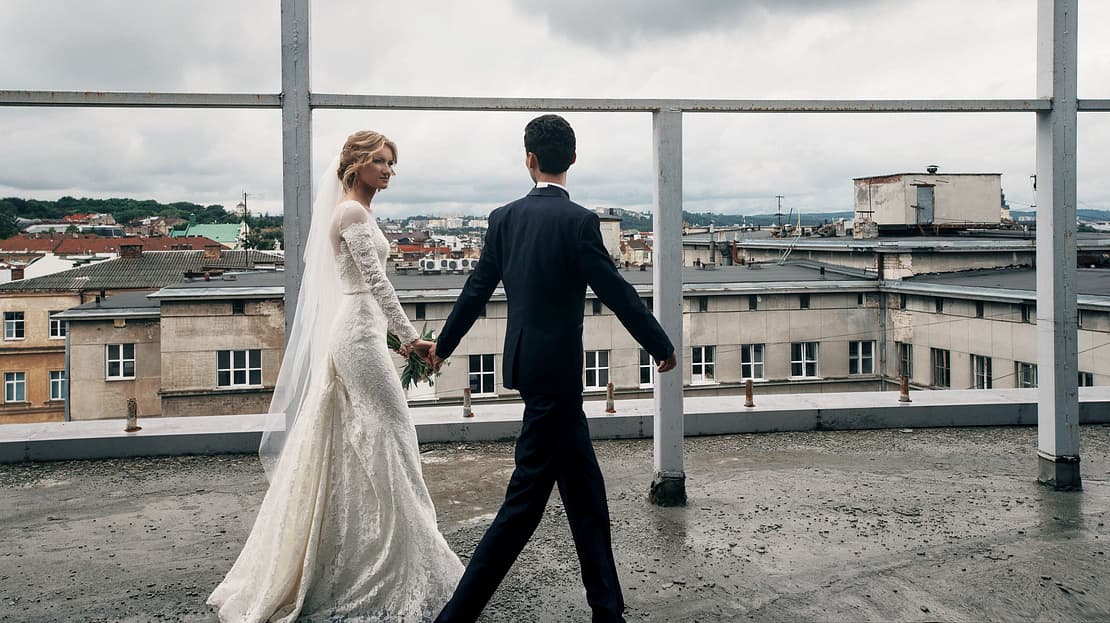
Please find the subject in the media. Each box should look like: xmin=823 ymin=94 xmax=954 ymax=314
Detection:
xmin=387 ymin=324 xmax=442 ymax=390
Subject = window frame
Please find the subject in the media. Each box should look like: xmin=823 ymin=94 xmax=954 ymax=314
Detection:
xmin=740 ymin=343 xmax=765 ymax=381
xmin=1079 ymin=371 xmax=1094 ymax=387
xmin=896 ymin=341 xmax=913 ymax=380
xmin=584 ymin=349 xmax=610 ymax=390
xmin=105 ymin=343 xmax=136 ymax=380
xmin=972 ymin=354 xmax=993 ymax=389
xmin=638 ymin=348 xmax=655 ymax=388
xmin=216 ymin=349 xmax=263 ymax=388
xmin=468 ymin=353 xmax=496 ymax=396
xmin=3 ymin=311 xmax=25 ymax=340
xmin=848 ymin=340 xmax=875 ymax=375
xmin=4 ymin=371 xmax=26 ymax=402
xmin=49 ymin=312 xmax=66 ymax=339
xmin=49 ymin=370 xmax=67 ymax=401
xmin=1015 ymin=361 xmax=1038 ymax=388
xmin=931 ymin=347 xmax=951 ymax=388
xmin=691 ymin=345 xmax=716 ymax=384
xmin=790 ymin=341 xmax=819 ymax=378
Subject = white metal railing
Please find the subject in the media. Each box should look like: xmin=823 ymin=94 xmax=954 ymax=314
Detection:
xmin=0 ymin=0 xmax=1098 ymax=494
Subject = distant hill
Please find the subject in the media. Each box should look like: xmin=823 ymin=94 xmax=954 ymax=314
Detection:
xmin=1011 ymin=209 xmax=1110 ymax=222
xmin=616 ymin=209 xmax=854 ymax=231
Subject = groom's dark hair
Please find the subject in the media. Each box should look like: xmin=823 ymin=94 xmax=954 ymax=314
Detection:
xmin=524 ymin=114 xmax=576 ymax=174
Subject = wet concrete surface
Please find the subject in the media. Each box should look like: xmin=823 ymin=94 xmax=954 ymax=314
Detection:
xmin=2 ymin=425 xmax=1109 ymax=622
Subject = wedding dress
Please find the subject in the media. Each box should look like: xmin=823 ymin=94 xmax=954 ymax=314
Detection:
xmin=208 ymin=202 xmax=463 ymax=622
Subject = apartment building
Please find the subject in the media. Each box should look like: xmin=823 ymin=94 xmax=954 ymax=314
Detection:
xmin=0 ymin=245 xmax=282 ymax=423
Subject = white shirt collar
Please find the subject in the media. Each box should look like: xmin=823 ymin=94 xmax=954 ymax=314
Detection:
xmin=535 ymin=181 xmax=568 ymax=194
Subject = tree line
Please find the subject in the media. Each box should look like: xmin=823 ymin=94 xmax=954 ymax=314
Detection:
xmin=0 ymin=197 xmax=285 ymax=248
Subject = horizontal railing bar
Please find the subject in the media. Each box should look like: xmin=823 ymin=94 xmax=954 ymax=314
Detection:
xmin=1079 ymin=99 xmax=1110 ymax=111
xmin=0 ymin=91 xmax=1073 ymax=113
xmin=312 ymin=94 xmax=1053 ymax=113
xmin=0 ymin=91 xmax=282 ymax=108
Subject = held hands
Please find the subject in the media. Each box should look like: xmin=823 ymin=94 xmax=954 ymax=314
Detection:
xmin=657 ymin=353 xmax=677 ymax=373
xmin=427 ymin=343 xmax=445 ymax=372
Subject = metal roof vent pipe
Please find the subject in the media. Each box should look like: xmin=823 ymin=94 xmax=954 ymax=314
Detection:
xmin=926 ymin=164 xmax=939 ymax=174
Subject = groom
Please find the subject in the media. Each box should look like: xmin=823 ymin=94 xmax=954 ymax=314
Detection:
xmin=430 ymin=114 xmax=677 ymax=623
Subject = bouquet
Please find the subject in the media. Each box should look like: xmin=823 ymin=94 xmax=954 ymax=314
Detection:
xmin=387 ymin=323 xmax=443 ymax=390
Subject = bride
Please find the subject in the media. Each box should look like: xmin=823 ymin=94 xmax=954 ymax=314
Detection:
xmin=208 ymin=131 xmax=463 ymax=622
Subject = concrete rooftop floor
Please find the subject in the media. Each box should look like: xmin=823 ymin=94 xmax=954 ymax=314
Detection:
xmin=2 ymin=425 xmax=1110 ymax=622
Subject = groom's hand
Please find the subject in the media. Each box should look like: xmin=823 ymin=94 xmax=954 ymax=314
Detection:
xmin=427 ymin=343 xmax=445 ymax=372
xmin=657 ymin=353 xmax=677 ymax=373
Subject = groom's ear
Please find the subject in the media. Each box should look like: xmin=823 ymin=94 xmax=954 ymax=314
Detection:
xmin=525 ymin=152 xmax=537 ymax=170
xmin=570 ymin=151 xmax=577 ymax=166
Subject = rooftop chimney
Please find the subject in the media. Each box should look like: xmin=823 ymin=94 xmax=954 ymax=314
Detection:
xmin=926 ymin=164 xmax=939 ymax=174
xmin=203 ymin=244 xmax=223 ymax=261
xmin=120 ymin=244 xmax=143 ymax=258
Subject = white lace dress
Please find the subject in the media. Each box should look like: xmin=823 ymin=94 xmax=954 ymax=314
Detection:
xmin=208 ymin=215 xmax=464 ymax=622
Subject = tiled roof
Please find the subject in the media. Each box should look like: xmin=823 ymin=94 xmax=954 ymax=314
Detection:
xmin=52 ymin=236 xmax=222 ymax=255
xmin=0 ymin=250 xmax=283 ymax=293
xmin=0 ymin=233 xmax=66 ymax=252
xmin=0 ymin=234 xmax=224 ymax=255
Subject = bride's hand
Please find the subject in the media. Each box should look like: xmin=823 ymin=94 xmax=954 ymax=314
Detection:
xmin=409 ymin=339 xmax=436 ymax=363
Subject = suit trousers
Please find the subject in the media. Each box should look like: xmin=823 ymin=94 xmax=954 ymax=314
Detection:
xmin=435 ymin=391 xmax=625 ymax=623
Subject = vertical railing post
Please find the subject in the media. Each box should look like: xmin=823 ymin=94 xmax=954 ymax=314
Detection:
xmin=650 ymin=109 xmax=686 ymax=506
xmin=281 ymin=0 xmax=312 ymax=338
xmin=1035 ymin=0 xmax=1081 ymax=490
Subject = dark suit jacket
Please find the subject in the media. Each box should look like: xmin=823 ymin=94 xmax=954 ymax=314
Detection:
xmin=436 ymin=185 xmax=674 ymax=395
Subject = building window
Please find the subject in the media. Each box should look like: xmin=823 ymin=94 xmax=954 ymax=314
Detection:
xmin=935 ymin=298 xmax=944 ymax=313
xmin=478 ymin=304 xmax=487 ymax=318
xmin=49 ymin=312 xmax=66 ymax=339
xmin=1020 ymin=304 xmax=1032 ymax=323
xmin=975 ymin=301 xmax=985 ymax=318
xmin=790 ymin=342 xmax=819 ymax=378
xmin=931 ymin=348 xmax=951 ymax=388
xmin=1079 ymin=371 xmax=1094 ymax=387
xmin=748 ymin=295 xmax=758 ymax=311
xmin=740 ymin=343 xmax=765 ymax=380
xmin=899 ymin=294 xmax=907 ymax=310
xmin=468 ymin=354 xmax=495 ymax=395
xmin=4 ymin=372 xmax=26 ymax=402
xmin=591 ymin=299 xmax=603 ymax=315
xmin=972 ymin=354 xmax=993 ymax=389
xmin=857 ymin=293 xmax=864 ymax=306
xmin=585 ymin=350 xmax=610 ymax=389
xmin=231 ymin=300 xmax=246 ymax=315
xmin=691 ymin=345 xmax=715 ymax=383
xmin=49 ymin=370 xmax=67 ymax=400
xmin=849 ymin=340 xmax=875 ymax=375
xmin=639 ymin=349 xmax=654 ymax=388
xmin=105 ymin=344 xmax=136 ymax=380
xmin=415 ymin=303 xmax=426 ymax=321
xmin=643 ymin=297 xmax=653 ymax=310
xmin=217 ymin=349 xmax=262 ymax=387
xmin=800 ymin=294 xmax=810 ymax=309
xmin=4 ymin=312 xmax=24 ymax=340
xmin=697 ymin=296 xmax=709 ymax=313
xmin=897 ymin=342 xmax=913 ymax=379
xmin=1016 ymin=361 xmax=1038 ymax=388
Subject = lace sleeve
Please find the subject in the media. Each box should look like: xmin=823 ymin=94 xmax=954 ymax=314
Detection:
xmin=340 ymin=222 xmax=420 ymax=345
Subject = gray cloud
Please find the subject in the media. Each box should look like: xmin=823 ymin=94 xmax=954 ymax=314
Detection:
xmin=508 ymin=0 xmax=878 ymax=50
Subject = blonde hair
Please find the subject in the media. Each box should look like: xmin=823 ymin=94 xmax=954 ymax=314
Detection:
xmin=338 ymin=131 xmax=398 ymax=192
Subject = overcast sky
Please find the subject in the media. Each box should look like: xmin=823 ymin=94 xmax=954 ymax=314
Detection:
xmin=2 ymin=0 xmax=1108 ymax=218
